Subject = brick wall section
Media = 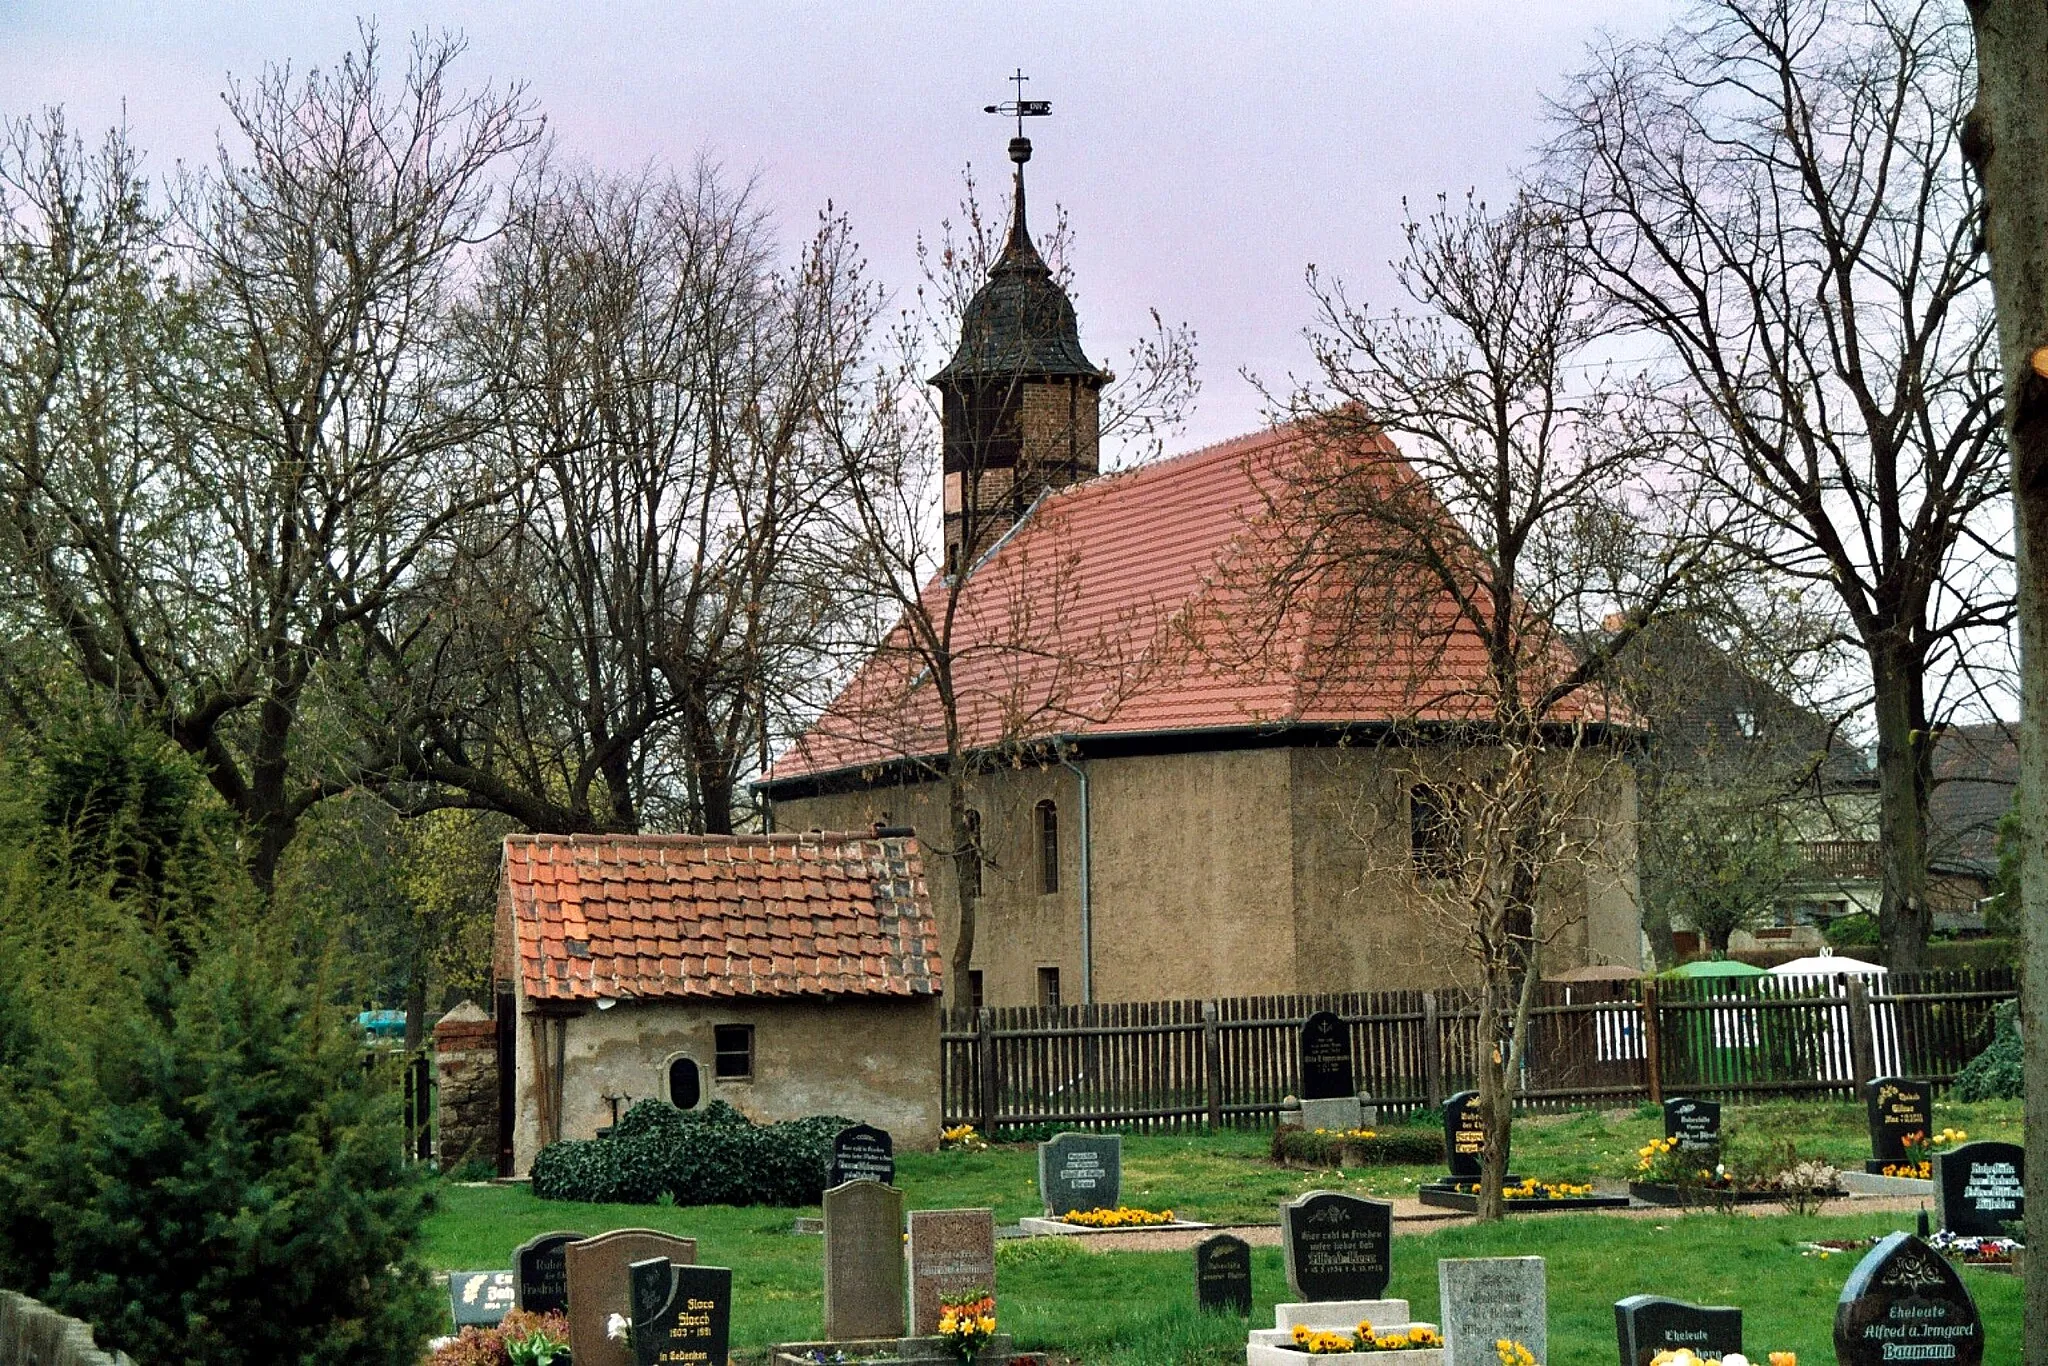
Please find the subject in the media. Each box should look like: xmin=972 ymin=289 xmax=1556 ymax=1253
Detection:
xmin=0 ymin=1291 xmax=134 ymax=1366
xmin=434 ymin=1011 xmax=499 ymax=1171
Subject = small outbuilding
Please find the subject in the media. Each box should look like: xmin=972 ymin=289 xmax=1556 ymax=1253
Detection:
xmin=497 ymin=831 xmax=944 ymax=1176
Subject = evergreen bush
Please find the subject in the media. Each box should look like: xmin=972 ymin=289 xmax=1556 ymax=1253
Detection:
xmin=1269 ymin=1123 xmax=1444 ymax=1167
xmin=530 ymin=1099 xmax=852 ymax=1206
xmin=1951 ymin=1000 xmax=2021 ymax=1101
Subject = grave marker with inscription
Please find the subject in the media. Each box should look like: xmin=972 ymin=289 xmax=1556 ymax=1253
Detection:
xmin=1439 ymin=1257 xmax=1545 ymax=1366
xmin=1614 ymin=1295 xmax=1740 ymax=1366
xmin=1441 ymin=1091 xmax=1501 ymax=1182
xmin=822 ymin=1179 xmax=907 ymax=1341
xmin=1833 ymin=1232 xmax=1982 ymax=1366
xmin=829 ymin=1124 xmax=895 ymax=1188
xmin=1194 ymin=1233 xmax=1254 ymax=1317
xmin=565 ymin=1229 xmax=699 ymax=1366
xmin=1865 ymin=1077 xmax=1932 ymax=1168
xmin=1037 ymin=1132 xmax=1122 ymax=1215
xmin=1299 ymin=1010 xmax=1355 ymax=1101
xmin=1661 ymin=1097 xmax=1721 ymax=1154
xmin=907 ymin=1208 xmax=996 ymax=1336
xmin=449 ymin=1270 xmax=516 ymax=1328
xmin=629 ymin=1258 xmax=732 ymax=1366
xmin=1280 ymin=1191 xmax=1391 ymax=1302
xmin=1935 ymin=1140 xmax=2024 ymax=1237
xmin=514 ymin=1230 xmax=584 ymax=1314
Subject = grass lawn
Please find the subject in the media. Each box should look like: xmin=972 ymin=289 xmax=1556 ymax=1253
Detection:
xmin=421 ymin=1098 xmax=2024 ymax=1364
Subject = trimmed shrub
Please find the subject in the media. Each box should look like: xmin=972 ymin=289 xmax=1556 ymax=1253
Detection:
xmin=1270 ymin=1123 xmax=1443 ymax=1167
xmin=530 ymin=1100 xmax=853 ymax=1206
xmin=1951 ymin=1000 xmax=2021 ymax=1101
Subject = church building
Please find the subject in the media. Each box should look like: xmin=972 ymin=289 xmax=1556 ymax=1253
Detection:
xmin=760 ymin=133 xmax=1644 ymax=1009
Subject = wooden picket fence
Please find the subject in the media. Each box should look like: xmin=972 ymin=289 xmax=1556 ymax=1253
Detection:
xmin=938 ymin=968 xmax=2015 ymax=1132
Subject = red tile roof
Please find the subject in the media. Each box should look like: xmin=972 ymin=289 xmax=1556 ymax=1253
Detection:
xmin=503 ymin=833 xmax=942 ymax=1003
xmin=770 ymin=423 xmax=1629 ymax=783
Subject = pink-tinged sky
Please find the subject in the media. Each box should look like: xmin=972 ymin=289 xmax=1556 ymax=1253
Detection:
xmin=0 ymin=1 xmax=1675 ymax=450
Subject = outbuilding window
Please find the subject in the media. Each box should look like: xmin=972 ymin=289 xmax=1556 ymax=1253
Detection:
xmin=668 ymin=1056 xmax=702 ymax=1110
xmin=1036 ymin=800 xmax=1059 ymax=893
xmin=713 ymin=1024 xmax=754 ymax=1080
xmin=1038 ymin=966 xmax=1062 ymax=1008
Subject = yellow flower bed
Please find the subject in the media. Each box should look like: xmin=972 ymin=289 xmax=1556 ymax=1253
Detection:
xmin=1505 ymin=1177 xmax=1593 ymax=1200
xmin=1062 ymin=1205 xmax=1177 ymax=1228
xmin=1310 ymin=1127 xmax=1380 ymax=1140
xmin=939 ymin=1124 xmax=989 ymax=1152
xmin=1285 ymin=1322 xmax=1443 ymax=1354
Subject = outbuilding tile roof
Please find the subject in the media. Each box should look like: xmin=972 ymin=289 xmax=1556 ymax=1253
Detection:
xmin=769 ymin=422 xmax=1629 ymax=784
xmin=503 ymin=833 xmax=942 ymax=1003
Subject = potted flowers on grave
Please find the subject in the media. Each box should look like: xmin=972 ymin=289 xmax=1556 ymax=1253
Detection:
xmin=1880 ymin=1127 xmax=1966 ymax=1179
xmin=1630 ymin=1137 xmax=1843 ymax=1210
xmin=1061 ymin=1205 xmax=1177 ymax=1228
xmin=1928 ymin=1229 xmax=2023 ymax=1272
xmin=937 ymin=1291 xmax=998 ymax=1363
xmin=1646 ymin=1351 xmax=1796 ymax=1365
xmin=1281 ymin=1321 xmax=1445 ymax=1354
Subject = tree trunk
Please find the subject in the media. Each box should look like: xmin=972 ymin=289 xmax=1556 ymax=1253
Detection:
xmin=945 ymin=773 xmax=980 ymax=1012
xmin=1960 ymin=4 xmax=2048 ymax=1356
xmin=1474 ymin=970 xmax=1507 ymax=1222
xmin=1870 ymin=650 xmax=1934 ymax=969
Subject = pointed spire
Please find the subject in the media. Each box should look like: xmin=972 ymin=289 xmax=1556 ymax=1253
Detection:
xmin=999 ymin=135 xmax=1043 ymax=271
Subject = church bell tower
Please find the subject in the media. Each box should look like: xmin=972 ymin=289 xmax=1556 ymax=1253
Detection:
xmin=931 ymin=87 xmax=1107 ymax=574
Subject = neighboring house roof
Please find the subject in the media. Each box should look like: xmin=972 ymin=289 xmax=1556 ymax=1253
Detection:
xmin=502 ymin=832 xmax=942 ymax=1004
xmin=1928 ymin=722 xmax=2019 ymax=877
xmin=768 ymin=423 xmax=1629 ymax=787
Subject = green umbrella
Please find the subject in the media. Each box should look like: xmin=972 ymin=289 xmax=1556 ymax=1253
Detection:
xmin=1666 ymin=958 xmax=1769 ymax=979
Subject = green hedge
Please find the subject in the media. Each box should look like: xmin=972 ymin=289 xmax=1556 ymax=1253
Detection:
xmin=1951 ymin=1000 xmax=2021 ymax=1102
xmin=530 ymin=1100 xmax=853 ymax=1206
xmin=1270 ymin=1123 xmax=1443 ymax=1167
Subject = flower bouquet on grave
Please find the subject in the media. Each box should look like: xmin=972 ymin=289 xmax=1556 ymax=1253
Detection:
xmin=940 ymin=1125 xmax=990 ymax=1152
xmin=1882 ymin=1127 xmax=1966 ymax=1179
xmin=1062 ymin=1205 xmax=1176 ymax=1228
xmin=1646 ymin=1351 xmax=1796 ymax=1365
xmin=936 ymin=1291 xmax=997 ymax=1363
xmin=1928 ymin=1229 xmax=2023 ymax=1266
xmin=1635 ymin=1136 xmax=1731 ymax=1190
xmin=1282 ymin=1322 xmax=1443 ymax=1354
xmin=503 ymin=1310 xmax=570 ymax=1366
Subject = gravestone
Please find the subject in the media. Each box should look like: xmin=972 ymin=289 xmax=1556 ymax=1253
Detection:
xmin=828 ymin=1123 xmax=895 ymax=1188
xmin=1935 ymin=1141 xmax=2024 ymax=1237
xmin=1865 ymin=1077 xmax=1933 ymax=1166
xmin=1279 ymin=1191 xmax=1391 ymax=1301
xmin=449 ymin=1270 xmax=516 ymax=1328
xmin=1661 ymin=1097 xmax=1721 ymax=1154
xmin=514 ymin=1230 xmax=585 ymax=1314
xmin=629 ymin=1258 xmax=732 ymax=1366
xmin=1299 ymin=1010 xmax=1355 ymax=1101
xmin=907 ymin=1208 xmax=996 ymax=1335
xmin=1037 ymin=1132 xmax=1122 ymax=1215
xmin=1834 ymin=1232 xmax=1983 ymax=1366
xmin=1439 ymin=1257 xmax=1545 ymax=1366
xmin=822 ymin=1180 xmax=907 ymax=1341
xmin=565 ymin=1229 xmax=699 ymax=1366
xmin=1194 ymin=1233 xmax=1254 ymax=1317
xmin=1614 ymin=1295 xmax=1740 ymax=1366
xmin=1442 ymin=1091 xmax=1500 ymax=1181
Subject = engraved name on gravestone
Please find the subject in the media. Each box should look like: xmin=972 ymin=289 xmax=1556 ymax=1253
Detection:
xmin=565 ymin=1229 xmax=699 ymax=1366
xmin=1038 ymin=1132 xmax=1122 ymax=1216
xmin=514 ymin=1230 xmax=585 ymax=1315
xmin=1865 ymin=1077 xmax=1933 ymax=1163
xmin=1661 ymin=1098 xmax=1721 ymax=1153
xmin=823 ymin=1179 xmax=908 ymax=1341
xmin=1194 ymin=1233 xmax=1254 ymax=1317
xmin=1614 ymin=1295 xmax=1741 ymax=1366
xmin=1299 ymin=1010 xmax=1355 ymax=1101
xmin=449 ymin=1271 xmax=516 ymax=1328
xmin=1442 ymin=1091 xmax=1499 ymax=1181
xmin=907 ymin=1208 xmax=997 ymax=1336
xmin=1439 ymin=1257 xmax=1545 ymax=1366
xmin=829 ymin=1124 xmax=895 ymax=1188
xmin=1935 ymin=1141 xmax=2024 ymax=1237
xmin=1833 ymin=1232 xmax=1983 ymax=1366
xmin=1280 ymin=1191 xmax=1391 ymax=1302
xmin=629 ymin=1258 xmax=732 ymax=1366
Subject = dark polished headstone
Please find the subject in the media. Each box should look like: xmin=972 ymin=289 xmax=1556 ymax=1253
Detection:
xmin=1614 ymin=1294 xmax=1740 ymax=1366
xmin=1935 ymin=1141 xmax=2024 ymax=1237
xmin=829 ymin=1124 xmax=895 ymax=1188
xmin=1194 ymin=1233 xmax=1253 ymax=1317
xmin=1865 ymin=1077 xmax=1932 ymax=1162
xmin=1280 ymin=1190 xmax=1391 ymax=1302
xmin=1661 ymin=1097 xmax=1721 ymax=1154
xmin=449 ymin=1270 xmax=516 ymax=1327
xmin=514 ymin=1230 xmax=585 ymax=1314
xmin=1299 ymin=1010 xmax=1355 ymax=1101
xmin=1037 ymin=1132 xmax=1122 ymax=1215
xmin=629 ymin=1258 xmax=732 ymax=1366
xmin=1442 ymin=1090 xmax=1500 ymax=1181
xmin=1834 ymin=1233 xmax=1982 ymax=1366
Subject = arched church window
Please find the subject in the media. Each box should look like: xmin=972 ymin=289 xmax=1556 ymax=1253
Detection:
xmin=667 ymin=1056 xmax=701 ymax=1110
xmin=1037 ymin=800 xmax=1059 ymax=894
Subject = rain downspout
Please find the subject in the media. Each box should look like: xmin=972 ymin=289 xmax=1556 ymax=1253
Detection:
xmin=1054 ymin=738 xmax=1093 ymax=1004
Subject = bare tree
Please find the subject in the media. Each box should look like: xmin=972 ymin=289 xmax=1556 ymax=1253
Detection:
xmin=0 ymin=32 xmax=539 ymax=888
xmin=1956 ymin=0 xmax=2048 ymax=1348
xmin=1257 ymin=194 xmax=1718 ymax=1219
xmin=1548 ymin=0 xmax=2008 ymax=969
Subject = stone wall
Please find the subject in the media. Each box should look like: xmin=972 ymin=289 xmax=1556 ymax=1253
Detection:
xmin=0 ymin=1291 xmax=133 ymax=1366
xmin=433 ymin=1001 xmax=499 ymax=1172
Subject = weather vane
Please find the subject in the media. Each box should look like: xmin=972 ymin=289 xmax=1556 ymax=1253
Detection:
xmin=983 ymin=68 xmax=1051 ymax=139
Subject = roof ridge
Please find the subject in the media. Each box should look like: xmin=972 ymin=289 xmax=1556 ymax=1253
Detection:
xmin=1038 ymin=420 xmax=1308 ymax=506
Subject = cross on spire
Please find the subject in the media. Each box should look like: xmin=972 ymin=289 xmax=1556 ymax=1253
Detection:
xmin=983 ymin=68 xmax=1052 ymax=140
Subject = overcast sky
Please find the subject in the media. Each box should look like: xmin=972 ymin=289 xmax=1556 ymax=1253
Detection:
xmin=2 ymin=1 xmax=1679 ymax=450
